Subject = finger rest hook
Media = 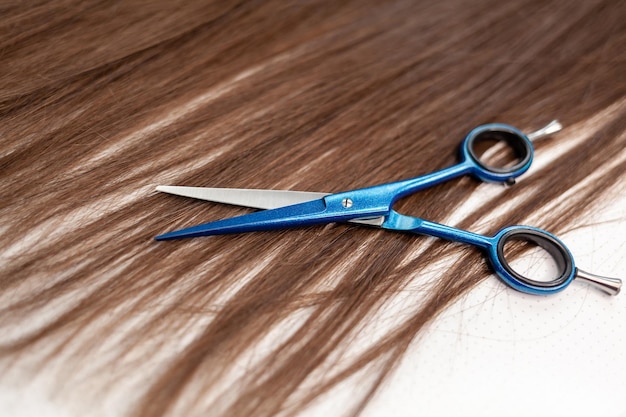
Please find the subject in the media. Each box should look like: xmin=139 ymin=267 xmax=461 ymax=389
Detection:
xmin=576 ymin=268 xmax=622 ymax=296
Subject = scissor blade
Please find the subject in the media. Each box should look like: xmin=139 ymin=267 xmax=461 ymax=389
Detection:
xmin=156 ymin=198 xmax=335 ymax=240
xmin=156 ymin=185 xmax=329 ymax=210
xmin=156 ymin=185 xmax=385 ymax=227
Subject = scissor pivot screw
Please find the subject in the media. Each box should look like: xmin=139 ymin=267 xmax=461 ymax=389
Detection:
xmin=342 ymin=198 xmax=353 ymax=208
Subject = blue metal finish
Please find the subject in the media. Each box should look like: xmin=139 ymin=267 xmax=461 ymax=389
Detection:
xmin=489 ymin=226 xmax=576 ymax=295
xmin=382 ymin=212 xmax=576 ymax=295
xmin=156 ymin=124 xmax=578 ymax=295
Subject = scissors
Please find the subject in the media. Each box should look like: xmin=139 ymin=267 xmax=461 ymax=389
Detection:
xmin=155 ymin=121 xmax=622 ymax=296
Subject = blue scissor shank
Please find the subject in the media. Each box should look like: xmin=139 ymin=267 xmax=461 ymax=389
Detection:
xmin=382 ymin=211 xmax=494 ymax=249
xmin=155 ymin=123 xmax=622 ymax=296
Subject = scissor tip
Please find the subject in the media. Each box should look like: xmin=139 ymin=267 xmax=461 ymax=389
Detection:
xmin=155 ymin=226 xmax=210 ymax=240
xmin=155 ymin=231 xmax=183 ymax=241
xmin=154 ymin=233 xmax=169 ymax=241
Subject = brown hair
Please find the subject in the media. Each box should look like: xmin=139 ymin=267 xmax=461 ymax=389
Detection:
xmin=1 ymin=1 xmax=625 ymax=416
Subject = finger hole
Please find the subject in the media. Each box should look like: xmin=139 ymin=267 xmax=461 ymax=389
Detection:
xmin=468 ymin=130 xmax=531 ymax=173
xmin=502 ymin=237 xmax=562 ymax=283
xmin=497 ymin=229 xmax=573 ymax=288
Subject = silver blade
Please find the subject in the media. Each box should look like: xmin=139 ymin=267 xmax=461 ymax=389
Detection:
xmin=156 ymin=185 xmax=384 ymax=226
xmin=156 ymin=185 xmax=328 ymax=209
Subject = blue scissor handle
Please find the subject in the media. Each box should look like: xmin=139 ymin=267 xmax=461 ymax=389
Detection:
xmin=489 ymin=226 xmax=576 ymax=295
xmin=388 ymin=123 xmax=533 ymax=202
xmin=460 ymin=123 xmax=533 ymax=183
xmin=386 ymin=213 xmax=576 ymax=295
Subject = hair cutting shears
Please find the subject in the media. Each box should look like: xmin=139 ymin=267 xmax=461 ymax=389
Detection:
xmin=155 ymin=121 xmax=622 ymax=296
